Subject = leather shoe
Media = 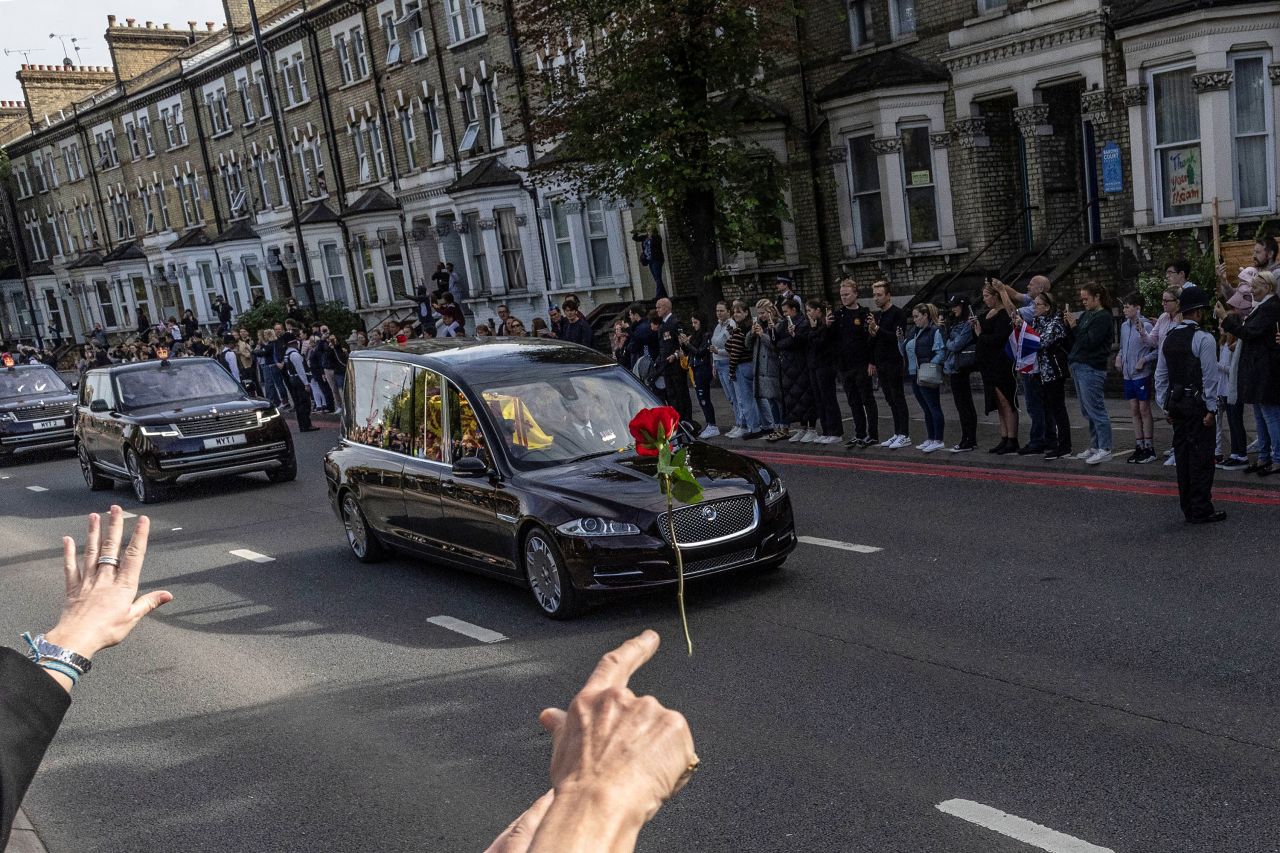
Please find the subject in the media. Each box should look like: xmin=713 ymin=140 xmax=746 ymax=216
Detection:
xmin=1186 ymin=511 xmax=1227 ymax=524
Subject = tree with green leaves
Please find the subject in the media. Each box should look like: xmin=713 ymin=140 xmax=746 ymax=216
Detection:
xmin=513 ymin=0 xmax=793 ymax=314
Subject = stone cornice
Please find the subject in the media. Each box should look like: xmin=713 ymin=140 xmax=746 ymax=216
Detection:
xmin=941 ymin=16 xmax=1106 ymax=73
xmin=951 ymin=118 xmax=989 ymax=148
xmin=1080 ymin=89 xmax=1112 ymax=116
xmin=870 ymin=137 xmax=901 ymax=155
xmin=1013 ymin=103 xmax=1051 ymax=135
xmin=929 ymin=131 xmax=952 ymax=149
xmin=1119 ymin=84 xmax=1148 ymax=108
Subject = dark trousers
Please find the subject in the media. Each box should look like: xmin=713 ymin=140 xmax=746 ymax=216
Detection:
xmin=1172 ymin=409 xmax=1217 ymax=520
xmin=663 ymin=369 xmax=693 ymax=425
xmin=692 ymin=362 xmax=716 ymax=427
xmin=840 ymin=367 xmax=878 ymax=441
xmin=286 ymin=375 xmax=313 ymax=431
xmin=1042 ymin=378 xmax=1073 ymax=453
xmin=314 ymin=373 xmax=335 ymax=411
xmin=1224 ymin=399 xmax=1247 ymax=458
xmin=811 ymin=365 xmax=842 ymax=436
xmin=1021 ymin=373 xmax=1046 ymax=449
xmin=949 ymin=369 xmax=977 ymax=445
xmin=877 ymin=363 xmax=910 ymax=437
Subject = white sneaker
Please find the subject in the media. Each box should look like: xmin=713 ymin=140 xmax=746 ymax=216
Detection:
xmin=888 ymin=435 xmax=912 ymax=449
xmin=800 ymin=429 xmax=818 ymax=443
xmin=1087 ymin=449 xmax=1113 ymax=465
xmin=820 ymin=435 xmax=841 ymax=444
xmin=1163 ymin=453 xmax=1177 ymax=467
xmin=1163 ymin=447 xmax=1174 ymax=458
xmin=788 ymin=428 xmax=805 ymax=443
xmin=879 ymin=435 xmax=898 ymax=447
xmin=1075 ymin=448 xmax=1095 ymax=460
xmin=920 ymin=440 xmax=940 ymax=453
xmin=698 ymin=425 xmax=720 ymax=439
xmin=725 ymin=426 xmax=745 ymax=439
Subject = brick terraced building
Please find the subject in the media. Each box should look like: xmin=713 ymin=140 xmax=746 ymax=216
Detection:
xmin=2 ymin=0 xmax=1277 ymax=344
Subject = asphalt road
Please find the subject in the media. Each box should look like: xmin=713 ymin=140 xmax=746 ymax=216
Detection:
xmin=2 ymin=422 xmax=1278 ymax=853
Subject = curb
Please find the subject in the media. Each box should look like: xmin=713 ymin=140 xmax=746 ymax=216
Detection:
xmin=6 ymin=809 xmax=49 ymax=853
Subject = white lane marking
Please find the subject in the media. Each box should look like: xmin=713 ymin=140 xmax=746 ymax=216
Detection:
xmin=797 ymin=535 xmax=881 ymax=554
xmin=171 ymin=527 xmax=183 ymax=531
xmin=229 ymin=549 xmax=275 ymax=563
xmin=937 ymin=800 xmax=1114 ymax=853
xmin=25 ymin=485 xmax=48 ymax=492
xmin=427 ymin=615 xmax=508 ymax=644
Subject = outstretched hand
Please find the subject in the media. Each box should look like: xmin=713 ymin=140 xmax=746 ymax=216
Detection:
xmin=44 ymin=506 xmax=173 ymax=676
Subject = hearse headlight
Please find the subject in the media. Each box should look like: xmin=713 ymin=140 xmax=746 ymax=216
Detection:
xmin=257 ymin=409 xmax=281 ymax=424
xmin=139 ymin=424 xmax=180 ymax=437
xmin=764 ymin=474 xmax=786 ymax=505
xmin=557 ymin=518 xmax=641 ymax=537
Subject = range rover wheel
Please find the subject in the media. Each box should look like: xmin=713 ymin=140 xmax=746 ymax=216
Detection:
xmin=78 ymin=443 xmax=113 ymax=491
xmin=266 ymin=455 xmax=297 ymax=483
xmin=341 ymin=492 xmax=387 ymax=563
xmin=523 ymin=527 xmax=581 ymax=620
xmin=125 ymin=448 xmax=165 ymax=504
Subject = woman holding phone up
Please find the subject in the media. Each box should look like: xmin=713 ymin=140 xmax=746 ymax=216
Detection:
xmin=974 ymin=280 xmax=1020 ymax=454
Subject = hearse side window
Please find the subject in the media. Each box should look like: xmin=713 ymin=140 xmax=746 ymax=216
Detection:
xmin=415 ymin=367 xmax=444 ymax=462
xmin=347 ymin=359 xmax=416 ymax=454
xmin=444 ymin=380 xmax=488 ymax=466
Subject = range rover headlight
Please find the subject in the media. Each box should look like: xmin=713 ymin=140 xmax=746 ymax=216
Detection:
xmin=557 ymin=518 xmax=641 ymax=537
xmin=0 ymin=412 xmax=15 ymax=423
xmin=765 ymin=474 xmax=786 ymax=505
xmin=257 ymin=409 xmax=281 ymax=424
xmin=139 ymin=424 xmax=180 ymax=437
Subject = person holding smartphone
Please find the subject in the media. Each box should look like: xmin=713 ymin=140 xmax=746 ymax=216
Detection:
xmin=1218 ymin=269 xmax=1280 ymax=475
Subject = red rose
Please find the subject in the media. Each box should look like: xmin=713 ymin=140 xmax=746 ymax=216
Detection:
xmin=628 ymin=406 xmax=681 ymax=456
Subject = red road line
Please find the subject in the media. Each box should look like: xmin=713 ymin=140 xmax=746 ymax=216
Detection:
xmin=746 ymin=450 xmax=1280 ymax=507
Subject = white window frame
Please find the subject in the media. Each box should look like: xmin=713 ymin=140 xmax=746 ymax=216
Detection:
xmin=280 ymin=51 xmax=310 ymax=106
xmin=320 ymin=242 xmax=350 ymax=307
xmin=899 ymin=123 xmax=939 ymax=247
xmin=400 ymin=109 xmax=418 ymax=171
xmin=43 ymin=151 xmax=59 ymax=189
xmin=463 ymin=212 xmax=489 ymax=294
xmin=425 ymin=92 xmax=444 ymax=162
xmin=124 ymin=118 xmax=142 ymax=160
xmin=14 ymin=166 xmax=31 ymax=199
xmin=848 ymin=0 xmax=870 ymax=49
xmin=444 ymin=0 xmax=465 ymax=43
xmin=1230 ymin=50 xmax=1275 ymax=214
xmin=584 ymin=198 xmax=613 ymax=281
xmin=458 ymin=85 xmax=480 ymax=153
xmin=404 ymin=2 xmax=428 ymax=60
xmin=152 ymin=180 xmax=171 ymax=231
xmin=138 ymin=114 xmax=155 ymax=156
xmin=496 ymin=207 xmax=526 ymax=291
xmin=237 ymin=75 xmax=257 ymax=124
xmin=140 ymin=185 xmax=156 ymax=234
xmin=481 ymin=77 xmax=502 ymax=147
xmin=976 ymin=0 xmax=1006 ymax=14
xmin=847 ymin=133 xmax=885 ymax=251
xmin=1147 ymin=61 xmax=1201 ymax=224
xmin=382 ymin=10 xmax=402 ymax=65
xmin=255 ymin=69 xmax=272 ymax=118
xmin=466 ymin=0 xmax=485 ymax=36
xmin=549 ymin=198 xmax=575 ymax=284
xmin=335 ymin=31 xmax=354 ymax=85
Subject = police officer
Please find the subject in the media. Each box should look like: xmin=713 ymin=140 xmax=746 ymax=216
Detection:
xmin=279 ymin=333 xmax=318 ymax=433
xmin=1155 ymin=285 xmax=1225 ymax=523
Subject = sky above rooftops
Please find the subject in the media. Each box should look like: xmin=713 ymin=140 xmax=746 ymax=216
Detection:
xmin=0 ymin=0 xmax=227 ymax=102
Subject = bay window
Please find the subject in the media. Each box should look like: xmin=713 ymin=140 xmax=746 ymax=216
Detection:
xmin=1150 ymin=65 xmax=1201 ymax=220
xmin=847 ymin=134 xmax=885 ymax=250
xmin=550 ymin=199 xmax=575 ymax=284
xmin=1231 ymin=53 xmax=1273 ymax=212
xmin=900 ymin=125 xmax=938 ymax=245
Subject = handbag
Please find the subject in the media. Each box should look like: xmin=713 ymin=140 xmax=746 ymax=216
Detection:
xmin=917 ymin=361 xmax=944 ymax=388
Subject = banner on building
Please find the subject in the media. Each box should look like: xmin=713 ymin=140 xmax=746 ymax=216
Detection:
xmin=1164 ymin=146 xmax=1202 ymax=208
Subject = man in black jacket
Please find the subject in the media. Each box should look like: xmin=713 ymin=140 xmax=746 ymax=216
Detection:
xmin=831 ymin=278 xmax=878 ymax=447
xmin=867 ymin=280 xmax=911 ymax=448
xmin=2 ymin=506 xmax=172 ymax=848
xmin=560 ymin=300 xmax=595 ymax=348
xmin=655 ymin=297 xmax=694 ymax=426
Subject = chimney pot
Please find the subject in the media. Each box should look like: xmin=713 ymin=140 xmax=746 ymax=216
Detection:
xmin=146 ymin=21 xmax=153 ymax=28
xmin=163 ymin=22 xmax=171 ymax=29
xmin=107 ymin=14 xmax=117 ymax=25
xmin=206 ymin=21 xmax=216 ymax=30
xmin=126 ymin=17 xmax=135 ymax=26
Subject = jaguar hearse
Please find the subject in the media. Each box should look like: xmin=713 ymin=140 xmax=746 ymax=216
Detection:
xmin=324 ymin=339 xmax=796 ymax=618
xmin=76 ymin=356 xmax=296 ymax=503
xmin=0 ymin=357 xmax=77 ymax=461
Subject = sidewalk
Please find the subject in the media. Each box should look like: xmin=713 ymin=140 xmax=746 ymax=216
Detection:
xmin=6 ymin=809 xmax=48 ymax=853
xmin=696 ymin=381 xmax=1280 ymax=488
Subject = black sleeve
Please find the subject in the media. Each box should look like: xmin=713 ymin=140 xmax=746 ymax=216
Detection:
xmin=1 ymin=648 xmax=71 ymax=847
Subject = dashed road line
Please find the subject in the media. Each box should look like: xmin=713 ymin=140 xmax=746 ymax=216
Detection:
xmin=797 ymin=535 xmax=882 ymax=554
xmin=25 ymin=485 xmax=47 ymax=492
xmin=936 ymin=799 xmax=1114 ymax=853
xmin=427 ymin=615 xmax=508 ymax=644
xmin=229 ymin=549 xmax=275 ymax=563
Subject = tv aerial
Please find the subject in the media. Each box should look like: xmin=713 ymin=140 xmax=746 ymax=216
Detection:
xmin=3 ymin=47 xmax=46 ymax=65
xmin=50 ymin=34 xmax=83 ymax=67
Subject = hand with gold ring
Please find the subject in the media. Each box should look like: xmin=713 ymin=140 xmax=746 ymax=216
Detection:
xmin=42 ymin=505 xmax=173 ymax=692
xmin=513 ymin=630 xmax=696 ymax=853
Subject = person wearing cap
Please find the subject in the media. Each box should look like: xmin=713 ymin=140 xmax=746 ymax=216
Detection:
xmin=279 ymin=333 xmax=317 ymax=432
xmin=773 ymin=275 xmax=803 ymax=315
xmin=1156 ymin=285 xmax=1225 ymax=523
xmin=1217 ymin=268 xmax=1280 ymax=476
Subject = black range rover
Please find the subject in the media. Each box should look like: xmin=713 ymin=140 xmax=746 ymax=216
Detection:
xmin=76 ymin=357 xmax=296 ymax=503
xmin=0 ymin=361 xmax=77 ymax=462
xmin=324 ymin=339 xmax=795 ymax=618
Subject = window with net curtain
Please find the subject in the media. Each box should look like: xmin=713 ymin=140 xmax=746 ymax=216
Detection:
xmin=1152 ymin=66 xmax=1201 ymax=220
xmin=848 ymin=134 xmax=884 ymax=250
xmin=1232 ymin=55 xmax=1272 ymax=212
xmin=900 ymin=125 xmax=939 ymax=244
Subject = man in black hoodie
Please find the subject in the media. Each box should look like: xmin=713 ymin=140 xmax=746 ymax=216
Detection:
xmin=831 ymin=278 xmax=878 ymax=447
xmin=867 ymin=280 xmax=911 ymax=448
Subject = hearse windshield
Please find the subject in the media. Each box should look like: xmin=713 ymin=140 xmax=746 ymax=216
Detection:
xmin=0 ymin=366 xmax=69 ymax=400
xmin=113 ymin=360 xmax=245 ymax=411
xmin=473 ymin=365 xmax=655 ymax=470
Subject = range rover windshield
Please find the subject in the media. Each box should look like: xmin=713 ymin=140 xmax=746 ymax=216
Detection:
xmin=113 ymin=360 xmax=245 ymax=411
xmin=0 ymin=366 xmax=69 ymax=400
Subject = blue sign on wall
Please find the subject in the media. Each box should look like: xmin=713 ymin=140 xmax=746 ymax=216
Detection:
xmin=1102 ymin=142 xmax=1123 ymax=193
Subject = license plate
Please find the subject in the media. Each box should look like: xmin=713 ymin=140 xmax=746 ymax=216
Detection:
xmin=203 ymin=434 xmax=247 ymax=449
xmin=32 ymin=419 xmax=64 ymax=430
